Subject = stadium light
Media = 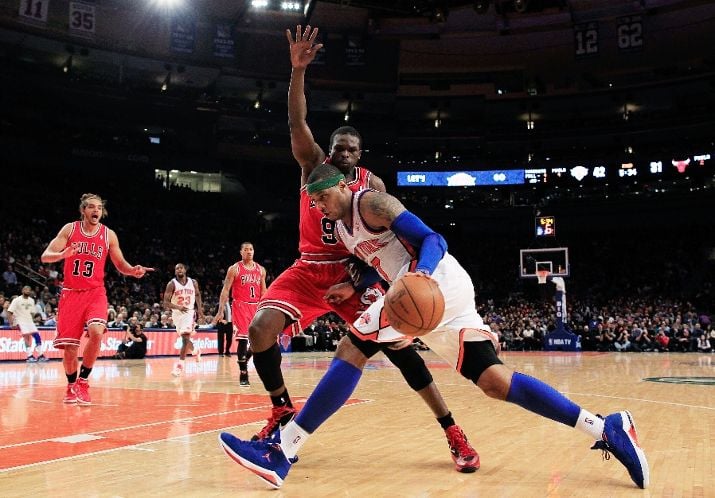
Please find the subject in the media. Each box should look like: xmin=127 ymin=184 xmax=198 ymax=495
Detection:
xmin=251 ymin=0 xmax=269 ymax=8
xmin=152 ymin=0 xmax=184 ymax=8
xmin=63 ymin=55 xmax=72 ymax=74
xmin=280 ymin=1 xmax=303 ymax=11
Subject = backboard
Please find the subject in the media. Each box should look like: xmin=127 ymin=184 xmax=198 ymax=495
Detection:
xmin=519 ymin=247 xmax=569 ymax=278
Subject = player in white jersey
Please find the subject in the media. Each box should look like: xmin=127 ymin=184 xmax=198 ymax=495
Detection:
xmin=8 ymin=286 xmax=47 ymax=362
xmin=164 ymin=263 xmax=205 ymax=376
xmin=218 ymin=162 xmax=649 ymax=491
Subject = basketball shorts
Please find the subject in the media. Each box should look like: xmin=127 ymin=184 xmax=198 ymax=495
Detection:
xmin=172 ymin=311 xmax=195 ymax=335
xmin=54 ymin=287 xmax=108 ymax=349
xmin=17 ymin=319 xmax=38 ymax=334
xmin=258 ymin=259 xmax=383 ymax=334
xmin=232 ymin=301 xmax=258 ymax=339
xmin=350 ymin=253 xmax=498 ymax=370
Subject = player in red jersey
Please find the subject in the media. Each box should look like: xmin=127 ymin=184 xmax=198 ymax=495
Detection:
xmin=41 ymin=193 xmax=153 ymax=405
xmin=224 ymin=25 xmax=478 ymax=473
xmin=213 ymin=242 xmax=267 ymax=386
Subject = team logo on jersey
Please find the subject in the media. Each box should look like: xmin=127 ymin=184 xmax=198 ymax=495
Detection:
xmin=360 ymin=287 xmax=383 ymax=305
xmin=354 ymin=239 xmax=387 ymax=261
xmin=357 ymin=312 xmax=372 ymax=326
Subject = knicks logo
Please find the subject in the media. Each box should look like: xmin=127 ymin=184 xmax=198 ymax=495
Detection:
xmin=360 ymin=287 xmax=383 ymax=305
xmin=357 ymin=313 xmax=372 ymax=327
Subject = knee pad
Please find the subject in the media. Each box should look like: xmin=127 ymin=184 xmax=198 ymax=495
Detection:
xmin=382 ymin=345 xmax=433 ymax=391
xmin=459 ymin=340 xmax=503 ymax=383
xmin=347 ymin=331 xmax=383 ymax=359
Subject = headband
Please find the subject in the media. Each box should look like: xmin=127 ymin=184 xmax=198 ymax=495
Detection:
xmin=306 ymin=173 xmax=346 ymax=195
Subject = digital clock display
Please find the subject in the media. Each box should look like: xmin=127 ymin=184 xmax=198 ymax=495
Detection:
xmin=536 ymin=216 xmax=556 ymax=237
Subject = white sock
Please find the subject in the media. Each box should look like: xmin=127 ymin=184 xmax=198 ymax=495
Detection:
xmin=280 ymin=421 xmax=310 ymax=460
xmin=575 ymin=408 xmax=605 ymax=440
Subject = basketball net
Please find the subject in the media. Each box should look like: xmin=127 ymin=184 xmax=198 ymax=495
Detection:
xmin=536 ymin=270 xmax=550 ymax=285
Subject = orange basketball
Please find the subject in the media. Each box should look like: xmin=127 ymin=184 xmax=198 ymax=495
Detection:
xmin=384 ymin=273 xmax=445 ymax=337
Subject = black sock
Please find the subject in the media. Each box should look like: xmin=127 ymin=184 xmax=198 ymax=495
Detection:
xmin=437 ymin=411 xmax=455 ymax=430
xmin=252 ymin=343 xmax=285 ymax=392
xmin=67 ymin=372 xmax=78 ymax=384
xmin=79 ymin=365 xmax=92 ymax=379
xmin=270 ymin=390 xmax=293 ymax=409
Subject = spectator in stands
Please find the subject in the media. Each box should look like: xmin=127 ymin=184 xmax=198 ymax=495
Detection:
xmin=654 ymin=328 xmax=670 ymax=352
xmin=2 ymin=265 xmax=18 ymax=294
xmin=674 ymin=327 xmax=692 ymax=352
xmin=696 ymin=333 xmax=712 ymax=353
xmin=522 ymin=321 xmax=538 ymax=351
xmin=44 ymin=306 xmax=57 ymax=327
xmin=614 ymin=328 xmax=631 ymax=352
xmin=631 ymin=327 xmax=653 ymax=352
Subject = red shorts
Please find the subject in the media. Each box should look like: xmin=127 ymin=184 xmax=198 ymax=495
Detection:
xmin=258 ymin=259 xmax=384 ymax=334
xmin=55 ymin=287 xmax=108 ymax=349
xmin=232 ymin=301 xmax=259 ymax=339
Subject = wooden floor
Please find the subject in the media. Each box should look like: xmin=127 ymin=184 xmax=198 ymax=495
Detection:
xmin=1 ymin=351 xmax=713 ymax=497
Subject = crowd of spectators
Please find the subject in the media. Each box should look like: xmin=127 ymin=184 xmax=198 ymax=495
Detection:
xmin=483 ymin=297 xmax=714 ymax=353
xmin=1 ymin=164 xmax=713 ymax=354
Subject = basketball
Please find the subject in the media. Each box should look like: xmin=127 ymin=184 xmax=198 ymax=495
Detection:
xmin=384 ymin=273 xmax=445 ymax=337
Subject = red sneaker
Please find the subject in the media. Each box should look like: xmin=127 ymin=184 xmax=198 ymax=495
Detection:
xmin=74 ymin=378 xmax=91 ymax=406
xmin=445 ymin=425 xmax=480 ymax=473
xmin=251 ymin=405 xmax=297 ymax=441
xmin=63 ymin=383 xmax=77 ymax=404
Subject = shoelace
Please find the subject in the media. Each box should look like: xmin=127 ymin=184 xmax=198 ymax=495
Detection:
xmin=256 ymin=410 xmax=286 ymax=439
xmin=590 ymin=440 xmax=612 ymax=461
xmin=448 ymin=428 xmax=475 ymax=457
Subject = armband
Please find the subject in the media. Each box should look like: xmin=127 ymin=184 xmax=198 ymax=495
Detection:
xmin=391 ymin=211 xmax=447 ymax=275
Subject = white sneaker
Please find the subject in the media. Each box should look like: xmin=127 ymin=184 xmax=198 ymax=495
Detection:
xmin=193 ymin=346 xmax=202 ymax=362
xmin=171 ymin=363 xmax=184 ymax=377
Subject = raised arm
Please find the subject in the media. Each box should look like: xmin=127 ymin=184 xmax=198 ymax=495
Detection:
xmin=285 ymin=25 xmax=326 ymax=183
xmin=212 ymin=265 xmax=237 ymax=326
xmin=107 ymin=229 xmax=153 ymax=278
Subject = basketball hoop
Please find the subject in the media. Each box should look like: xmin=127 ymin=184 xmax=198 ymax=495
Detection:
xmin=536 ymin=270 xmax=550 ymax=284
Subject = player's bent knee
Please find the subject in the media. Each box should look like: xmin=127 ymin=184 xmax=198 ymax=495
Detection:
xmin=248 ymin=309 xmax=287 ymax=350
xmin=335 ymin=336 xmax=369 ymax=369
xmin=383 ymin=345 xmax=433 ymax=391
xmin=458 ymin=340 xmax=503 ymax=384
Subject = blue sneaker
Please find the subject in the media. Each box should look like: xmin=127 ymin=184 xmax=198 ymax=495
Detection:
xmin=591 ymin=411 xmax=649 ymax=489
xmin=218 ymin=432 xmax=291 ymax=489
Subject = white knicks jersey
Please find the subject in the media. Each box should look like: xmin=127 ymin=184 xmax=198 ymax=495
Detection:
xmin=170 ymin=278 xmax=196 ymax=314
xmin=335 ymin=190 xmax=417 ymax=283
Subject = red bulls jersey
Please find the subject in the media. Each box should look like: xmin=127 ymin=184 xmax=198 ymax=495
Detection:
xmin=231 ymin=261 xmax=263 ymax=304
xmin=298 ymin=166 xmax=372 ymax=261
xmin=62 ymin=221 xmax=110 ymax=290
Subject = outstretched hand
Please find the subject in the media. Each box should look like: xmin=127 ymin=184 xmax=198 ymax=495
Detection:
xmin=131 ymin=265 xmax=154 ymax=278
xmin=286 ymin=25 xmax=324 ymax=69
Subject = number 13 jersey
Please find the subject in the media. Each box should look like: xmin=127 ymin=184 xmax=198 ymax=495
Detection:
xmin=62 ymin=221 xmax=109 ymax=290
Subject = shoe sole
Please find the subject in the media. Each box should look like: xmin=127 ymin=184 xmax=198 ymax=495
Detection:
xmin=620 ymin=411 xmax=649 ymax=488
xmin=76 ymin=399 xmax=92 ymax=406
xmin=218 ymin=434 xmax=283 ymax=489
xmin=63 ymin=399 xmax=77 ymax=404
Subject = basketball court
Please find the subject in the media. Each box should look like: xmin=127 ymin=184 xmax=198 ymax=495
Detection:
xmin=1 ymin=351 xmax=713 ymax=497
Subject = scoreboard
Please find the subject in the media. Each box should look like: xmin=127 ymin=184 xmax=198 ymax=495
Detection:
xmin=535 ymin=216 xmax=556 ymax=237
